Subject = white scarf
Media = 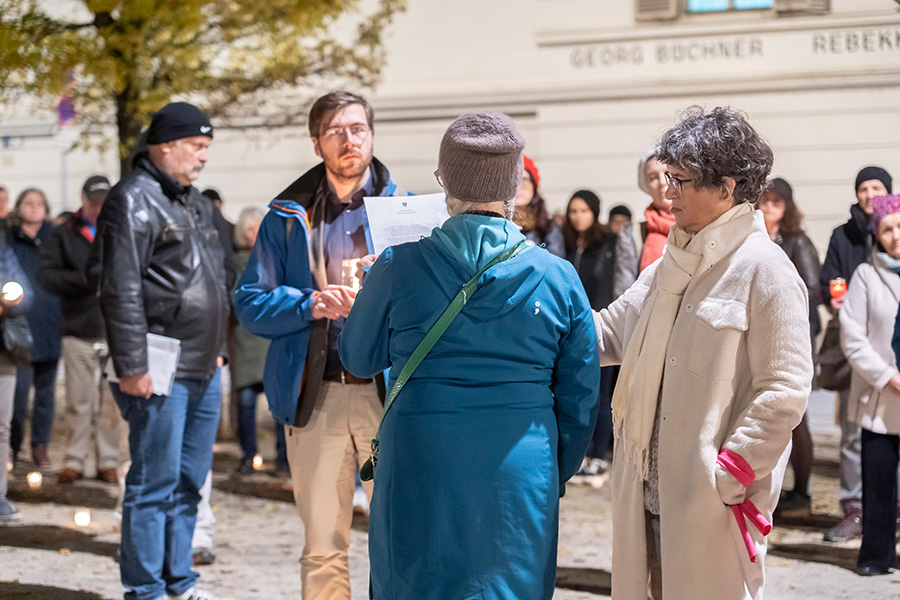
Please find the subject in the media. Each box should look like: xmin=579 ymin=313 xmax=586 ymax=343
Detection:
xmin=612 ymin=202 xmax=753 ymax=478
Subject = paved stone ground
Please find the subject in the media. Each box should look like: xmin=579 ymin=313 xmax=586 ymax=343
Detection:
xmin=2 ymin=389 xmax=899 ymax=599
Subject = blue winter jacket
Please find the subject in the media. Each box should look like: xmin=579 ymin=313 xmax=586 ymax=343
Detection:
xmin=234 ymin=159 xmax=406 ymax=425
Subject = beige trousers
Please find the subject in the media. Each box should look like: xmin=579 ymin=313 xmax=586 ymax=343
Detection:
xmin=285 ymin=380 xmax=381 ymax=600
xmin=61 ymin=336 xmax=127 ymax=473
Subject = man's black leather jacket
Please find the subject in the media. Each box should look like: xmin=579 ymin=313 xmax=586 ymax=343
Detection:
xmin=95 ymin=154 xmax=228 ymax=380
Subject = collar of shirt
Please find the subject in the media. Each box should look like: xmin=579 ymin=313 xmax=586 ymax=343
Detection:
xmin=323 ymin=172 xmax=375 ymax=223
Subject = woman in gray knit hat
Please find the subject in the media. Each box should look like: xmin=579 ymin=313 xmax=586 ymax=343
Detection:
xmin=339 ymin=112 xmax=600 ymax=600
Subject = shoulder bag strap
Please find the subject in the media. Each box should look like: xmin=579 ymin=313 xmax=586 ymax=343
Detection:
xmin=360 ymin=239 xmax=528 ymax=480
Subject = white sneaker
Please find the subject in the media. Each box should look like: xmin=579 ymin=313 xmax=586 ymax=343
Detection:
xmin=353 ymin=487 xmax=370 ymax=516
xmin=169 ymin=586 xmax=223 ymax=600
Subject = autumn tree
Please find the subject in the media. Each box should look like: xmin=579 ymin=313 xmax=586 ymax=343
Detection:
xmin=0 ymin=0 xmax=405 ymax=174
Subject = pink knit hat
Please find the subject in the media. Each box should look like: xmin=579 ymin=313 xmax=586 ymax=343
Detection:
xmin=873 ymin=194 xmax=900 ymax=232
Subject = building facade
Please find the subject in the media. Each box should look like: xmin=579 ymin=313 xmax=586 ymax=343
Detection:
xmin=1 ymin=0 xmax=898 ymax=253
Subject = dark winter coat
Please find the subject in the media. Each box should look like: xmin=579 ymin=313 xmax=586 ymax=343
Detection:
xmin=94 ymin=154 xmax=229 ymax=380
xmin=38 ymin=212 xmax=104 ymax=339
xmin=820 ymin=203 xmax=873 ymax=306
xmin=777 ymin=232 xmax=822 ymax=338
xmin=8 ymin=221 xmax=62 ymax=361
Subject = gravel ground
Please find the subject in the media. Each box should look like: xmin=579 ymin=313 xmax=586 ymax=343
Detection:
xmin=2 ymin=389 xmax=898 ymax=599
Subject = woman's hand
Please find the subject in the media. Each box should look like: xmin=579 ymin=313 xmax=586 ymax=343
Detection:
xmin=356 ymin=254 xmax=377 ymax=281
xmin=885 ymin=373 xmax=900 ymax=396
xmin=830 ymin=296 xmax=844 ymax=312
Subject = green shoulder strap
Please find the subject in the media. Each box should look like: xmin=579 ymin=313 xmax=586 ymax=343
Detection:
xmin=360 ymin=239 xmax=529 ymax=481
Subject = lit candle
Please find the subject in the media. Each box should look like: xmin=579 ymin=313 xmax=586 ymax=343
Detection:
xmin=252 ymin=454 xmax=264 ymax=470
xmin=74 ymin=509 xmax=91 ymax=527
xmin=27 ymin=471 xmax=42 ymax=488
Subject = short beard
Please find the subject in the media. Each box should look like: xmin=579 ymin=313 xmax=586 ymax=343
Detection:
xmin=324 ymin=153 xmax=371 ymax=183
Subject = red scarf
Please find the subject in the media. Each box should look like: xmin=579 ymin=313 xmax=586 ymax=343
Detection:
xmin=639 ymin=205 xmax=676 ymax=272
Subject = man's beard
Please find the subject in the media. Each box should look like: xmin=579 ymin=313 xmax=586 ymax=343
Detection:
xmin=325 ymin=151 xmax=371 ymax=182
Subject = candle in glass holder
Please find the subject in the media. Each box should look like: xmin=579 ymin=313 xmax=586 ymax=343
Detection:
xmin=830 ymin=278 xmax=847 ymax=300
xmin=74 ymin=509 xmax=91 ymax=527
xmin=253 ymin=454 xmax=264 ymax=470
xmin=27 ymin=471 xmax=42 ymax=488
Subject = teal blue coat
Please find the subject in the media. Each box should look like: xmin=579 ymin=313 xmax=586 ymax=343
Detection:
xmin=339 ymin=215 xmax=600 ymax=600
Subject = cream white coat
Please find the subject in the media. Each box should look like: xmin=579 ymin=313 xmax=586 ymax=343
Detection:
xmin=840 ymin=253 xmax=900 ymax=435
xmin=593 ymin=210 xmax=812 ymax=600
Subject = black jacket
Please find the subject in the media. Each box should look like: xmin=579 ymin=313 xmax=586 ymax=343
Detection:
xmin=820 ymin=203 xmax=873 ymax=306
xmin=566 ymin=233 xmax=619 ymax=312
xmin=94 ymin=154 xmax=229 ymax=380
xmin=38 ymin=212 xmax=104 ymax=339
xmin=777 ymin=232 xmax=822 ymax=338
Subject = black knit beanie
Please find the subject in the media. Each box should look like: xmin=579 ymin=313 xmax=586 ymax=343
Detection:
xmin=147 ymin=102 xmax=213 ymax=145
xmin=855 ymin=166 xmax=892 ymax=195
xmin=609 ymin=204 xmax=632 ymax=220
xmin=769 ymin=177 xmax=793 ymax=202
xmin=569 ymin=189 xmax=601 ymax=219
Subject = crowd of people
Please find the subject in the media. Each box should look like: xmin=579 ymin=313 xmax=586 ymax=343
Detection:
xmin=0 ymin=91 xmax=897 ymax=600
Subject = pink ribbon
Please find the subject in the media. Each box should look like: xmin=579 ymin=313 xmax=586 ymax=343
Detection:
xmin=717 ymin=449 xmax=772 ymax=563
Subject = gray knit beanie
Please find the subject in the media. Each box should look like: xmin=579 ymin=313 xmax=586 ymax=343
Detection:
xmin=437 ymin=113 xmax=525 ymax=203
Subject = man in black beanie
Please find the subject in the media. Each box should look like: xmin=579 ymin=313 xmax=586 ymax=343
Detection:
xmin=820 ymin=164 xmax=893 ymax=544
xmin=94 ymin=101 xmax=229 ymax=600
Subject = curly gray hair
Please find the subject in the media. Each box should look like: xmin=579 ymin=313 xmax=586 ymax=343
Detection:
xmin=655 ymin=106 xmax=773 ymax=205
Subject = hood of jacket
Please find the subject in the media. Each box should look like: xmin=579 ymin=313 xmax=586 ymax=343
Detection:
xmin=419 ymin=214 xmax=547 ymax=322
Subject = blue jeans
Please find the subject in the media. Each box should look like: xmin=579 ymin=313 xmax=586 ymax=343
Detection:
xmin=236 ymin=383 xmax=287 ymax=466
xmin=112 ymin=370 xmax=221 ymax=600
xmin=11 ymin=359 xmax=58 ymax=453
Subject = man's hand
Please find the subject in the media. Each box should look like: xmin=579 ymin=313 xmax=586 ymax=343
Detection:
xmin=356 ymin=254 xmax=377 ymax=281
xmin=311 ymin=285 xmax=357 ymax=320
xmin=120 ymin=372 xmax=154 ymax=399
xmin=885 ymin=373 xmax=900 ymax=396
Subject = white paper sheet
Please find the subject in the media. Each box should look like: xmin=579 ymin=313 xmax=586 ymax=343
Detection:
xmin=105 ymin=333 xmax=182 ymax=397
xmin=364 ymin=193 xmax=450 ymax=255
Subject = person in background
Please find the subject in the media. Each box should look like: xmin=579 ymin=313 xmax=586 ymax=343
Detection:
xmin=593 ymin=107 xmax=811 ymax=599
xmin=39 ymin=175 xmax=125 ymax=486
xmin=203 ymin=188 xmax=236 ymax=252
xmin=53 ymin=211 xmax=74 ymax=227
xmin=513 ymin=155 xmax=564 ymax=257
xmin=757 ymin=177 xmax=821 ymax=518
xmin=819 ymin=165 xmax=893 ymax=543
xmin=637 ymin=147 xmax=675 ymax=272
xmin=0 ymin=240 xmax=31 ymax=521
xmin=339 ymin=112 xmax=599 ymax=600
xmin=607 ymin=204 xmax=632 ymax=235
xmin=96 ymin=101 xmax=229 ymax=600
xmin=840 ymin=193 xmax=900 ymax=576
xmin=0 ymin=186 xmax=9 ymax=220
xmin=230 ymin=207 xmax=287 ymax=476
xmin=7 ymin=188 xmax=62 ymax=469
xmin=563 ymin=189 xmax=637 ymax=485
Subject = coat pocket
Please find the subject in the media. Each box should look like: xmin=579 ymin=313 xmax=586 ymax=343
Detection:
xmin=686 ymin=299 xmax=748 ymax=380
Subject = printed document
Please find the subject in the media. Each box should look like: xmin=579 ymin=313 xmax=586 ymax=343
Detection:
xmin=106 ymin=333 xmax=182 ymax=396
xmin=364 ymin=193 xmax=450 ymax=255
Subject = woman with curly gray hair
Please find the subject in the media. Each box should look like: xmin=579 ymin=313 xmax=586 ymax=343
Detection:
xmin=592 ymin=107 xmax=813 ymax=599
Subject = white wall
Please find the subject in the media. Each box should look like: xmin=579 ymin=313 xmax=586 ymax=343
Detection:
xmin=1 ymin=0 xmax=898 ymax=257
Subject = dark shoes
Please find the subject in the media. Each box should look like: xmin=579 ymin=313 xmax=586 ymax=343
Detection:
xmin=31 ymin=444 xmax=51 ymax=468
xmin=857 ymin=564 xmax=892 ymax=576
xmin=235 ymin=457 xmax=254 ymax=475
xmin=775 ymin=490 xmax=811 ymax=519
xmin=57 ymin=468 xmax=83 ymax=485
xmin=192 ymin=546 xmax=216 ymax=566
xmin=96 ymin=468 xmax=119 ymax=484
xmin=824 ymin=502 xmax=862 ymax=542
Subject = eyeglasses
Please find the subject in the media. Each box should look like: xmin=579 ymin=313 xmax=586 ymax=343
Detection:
xmin=664 ymin=171 xmax=693 ymax=195
xmin=319 ymin=125 xmax=370 ymax=143
xmin=434 ymin=169 xmax=444 ymax=188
